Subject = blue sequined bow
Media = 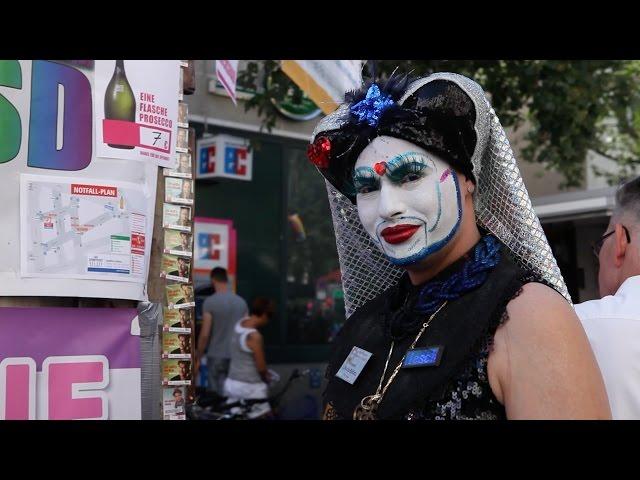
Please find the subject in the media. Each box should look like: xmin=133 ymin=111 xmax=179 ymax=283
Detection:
xmin=350 ymin=84 xmax=395 ymax=127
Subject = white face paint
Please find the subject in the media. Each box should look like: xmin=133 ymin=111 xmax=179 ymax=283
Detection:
xmin=353 ymin=136 xmax=463 ymax=266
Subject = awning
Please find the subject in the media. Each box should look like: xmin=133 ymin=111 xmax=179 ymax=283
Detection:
xmin=532 ymin=186 xmax=617 ymax=222
xmin=281 ymin=60 xmax=363 ymax=115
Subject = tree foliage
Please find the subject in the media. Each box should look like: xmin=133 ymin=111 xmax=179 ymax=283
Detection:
xmin=239 ymin=60 xmax=640 ymax=188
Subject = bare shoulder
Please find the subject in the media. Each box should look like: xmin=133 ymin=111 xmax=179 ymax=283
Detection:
xmin=494 ymin=282 xmax=588 ymax=375
xmin=245 ymin=330 xmax=264 ymax=346
xmin=491 ymin=282 xmax=611 ymax=419
xmin=504 ymin=282 xmax=580 ymax=338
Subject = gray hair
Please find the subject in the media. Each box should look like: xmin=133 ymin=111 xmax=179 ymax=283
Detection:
xmin=613 ymin=176 xmax=640 ymax=224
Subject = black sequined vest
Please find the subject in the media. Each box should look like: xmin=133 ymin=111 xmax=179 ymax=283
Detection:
xmin=323 ymin=246 xmax=531 ymax=420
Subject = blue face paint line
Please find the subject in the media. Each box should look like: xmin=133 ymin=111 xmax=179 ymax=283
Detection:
xmin=404 ymin=229 xmax=425 ymax=252
xmin=427 ymin=180 xmax=442 ymax=233
xmin=385 ymin=173 xmax=463 ymax=267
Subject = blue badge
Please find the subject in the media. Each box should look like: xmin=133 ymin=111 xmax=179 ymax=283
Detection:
xmin=402 ymin=346 xmax=444 ymax=369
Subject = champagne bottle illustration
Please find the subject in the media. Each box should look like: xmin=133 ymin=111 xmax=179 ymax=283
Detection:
xmin=104 ymin=60 xmax=136 ymax=149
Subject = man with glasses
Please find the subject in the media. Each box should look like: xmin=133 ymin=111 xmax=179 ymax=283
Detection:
xmin=575 ymin=176 xmax=640 ymax=419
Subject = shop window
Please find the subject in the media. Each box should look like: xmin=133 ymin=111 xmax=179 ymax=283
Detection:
xmin=285 ymin=147 xmax=345 ymax=345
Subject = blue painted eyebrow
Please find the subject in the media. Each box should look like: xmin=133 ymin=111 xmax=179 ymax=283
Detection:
xmin=386 ymin=151 xmax=434 ymax=172
xmin=384 ymin=152 xmax=434 ymax=184
xmin=353 ymin=166 xmax=377 ymax=182
xmin=352 ymin=152 xmax=435 ymax=188
xmin=352 ymin=166 xmax=379 ymax=194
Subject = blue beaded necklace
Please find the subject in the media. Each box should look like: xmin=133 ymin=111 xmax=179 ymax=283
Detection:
xmin=415 ymin=234 xmax=502 ymax=315
xmin=384 ymin=234 xmax=502 ymax=340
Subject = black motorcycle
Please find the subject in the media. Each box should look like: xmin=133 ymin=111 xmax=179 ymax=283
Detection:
xmin=187 ymin=368 xmax=309 ymax=420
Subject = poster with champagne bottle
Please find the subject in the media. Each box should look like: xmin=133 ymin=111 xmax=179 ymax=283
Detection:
xmin=94 ymin=60 xmax=180 ymax=169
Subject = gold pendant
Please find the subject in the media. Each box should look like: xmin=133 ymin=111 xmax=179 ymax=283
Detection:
xmin=353 ymin=394 xmax=381 ymax=420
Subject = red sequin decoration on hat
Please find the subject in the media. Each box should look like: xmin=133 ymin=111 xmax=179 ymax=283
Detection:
xmin=374 ymin=162 xmax=387 ymax=176
xmin=307 ymin=136 xmax=331 ymax=169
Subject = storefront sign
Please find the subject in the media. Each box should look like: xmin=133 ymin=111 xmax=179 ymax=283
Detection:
xmin=196 ymin=134 xmax=252 ymax=181
xmin=193 ymin=217 xmax=237 ymax=290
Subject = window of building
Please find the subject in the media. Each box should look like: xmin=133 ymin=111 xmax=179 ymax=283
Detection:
xmin=284 ymin=147 xmax=345 ymax=345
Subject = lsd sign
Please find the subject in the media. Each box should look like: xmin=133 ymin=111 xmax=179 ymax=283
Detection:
xmin=0 ymin=60 xmax=162 ymax=300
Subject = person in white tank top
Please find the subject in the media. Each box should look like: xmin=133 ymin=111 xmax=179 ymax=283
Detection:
xmin=223 ymin=297 xmax=275 ymax=419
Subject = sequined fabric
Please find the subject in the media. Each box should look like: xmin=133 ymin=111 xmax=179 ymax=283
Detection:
xmin=317 ymin=73 xmax=570 ymax=318
xmin=350 ymin=84 xmax=395 ymax=127
xmin=405 ymin=272 xmax=541 ymax=420
xmin=405 ymin=333 xmax=505 ymax=420
xmin=323 ymin=402 xmax=340 ymax=420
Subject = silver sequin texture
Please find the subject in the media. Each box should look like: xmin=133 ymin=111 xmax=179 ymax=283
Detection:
xmin=405 ymin=336 xmax=502 ymax=420
xmin=317 ymin=72 xmax=570 ymax=318
xmin=311 ymin=104 xmax=351 ymax=141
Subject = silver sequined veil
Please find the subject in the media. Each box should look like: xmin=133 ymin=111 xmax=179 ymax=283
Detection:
xmin=314 ymin=72 xmax=571 ymax=318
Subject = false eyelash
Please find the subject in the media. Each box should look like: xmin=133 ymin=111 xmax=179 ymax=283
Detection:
xmin=386 ymin=153 xmax=430 ymax=183
xmin=353 ymin=167 xmax=379 ymax=192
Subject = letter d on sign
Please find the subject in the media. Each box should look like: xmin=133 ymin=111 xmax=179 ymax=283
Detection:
xmin=28 ymin=61 xmax=92 ymax=171
xmin=43 ymin=356 xmax=109 ymax=420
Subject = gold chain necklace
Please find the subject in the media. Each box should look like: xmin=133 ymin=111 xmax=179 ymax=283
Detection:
xmin=352 ymin=301 xmax=448 ymax=420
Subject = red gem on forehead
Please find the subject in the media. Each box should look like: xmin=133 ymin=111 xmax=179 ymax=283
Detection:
xmin=374 ymin=162 xmax=387 ymax=176
xmin=307 ymin=136 xmax=331 ymax=169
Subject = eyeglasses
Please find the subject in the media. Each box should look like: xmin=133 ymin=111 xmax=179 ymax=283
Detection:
xmin=591 ymin=225 xmax=631 ymax=259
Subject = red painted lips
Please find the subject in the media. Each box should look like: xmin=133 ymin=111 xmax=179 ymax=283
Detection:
xmin=380 ymin=224 xmax=420 ymax=244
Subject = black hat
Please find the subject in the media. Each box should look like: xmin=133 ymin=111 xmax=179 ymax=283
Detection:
xmin=308 ymin=75 xmax=478 ymax=203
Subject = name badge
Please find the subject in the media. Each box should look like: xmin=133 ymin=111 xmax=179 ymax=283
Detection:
xmin=401 ymin=345 xmax=444 ymax=368
xmin=335 ymin=346 xmax=373 ymax=384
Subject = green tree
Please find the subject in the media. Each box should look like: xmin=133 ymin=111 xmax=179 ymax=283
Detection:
xmin=240 ymin=60 xmax=640 ymax=187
